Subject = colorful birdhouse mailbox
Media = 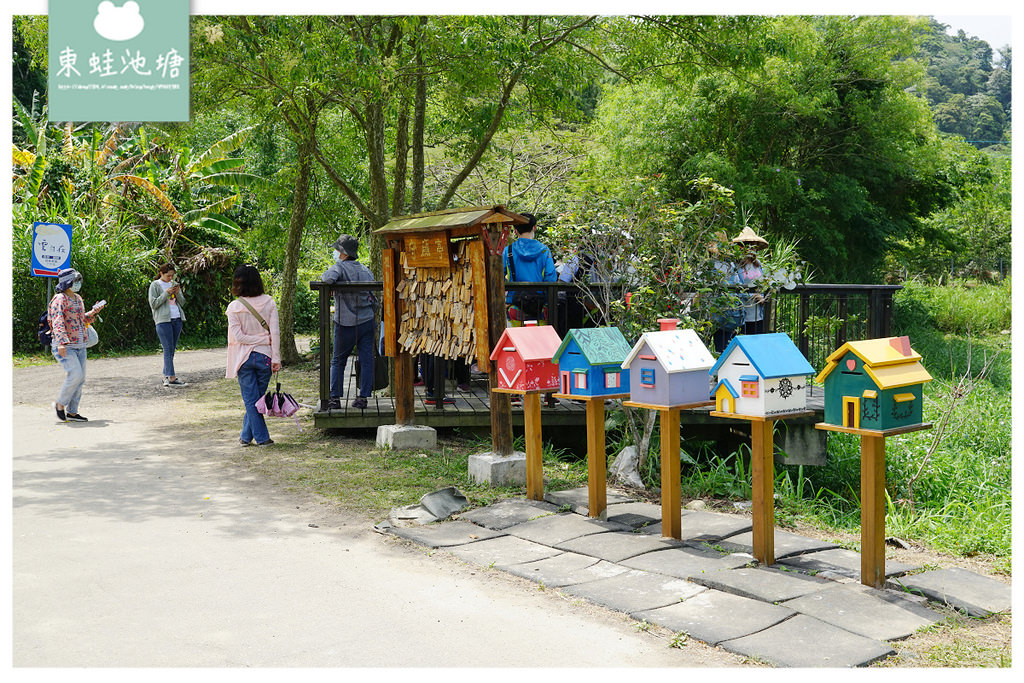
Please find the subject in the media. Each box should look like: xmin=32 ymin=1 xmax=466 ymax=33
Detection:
xmin=489 ymin=322 xmax=562 ymax=392
xmin=621 ymin=319 xmax=716 ymax=407
xmin=709 ymin=333 xmax=814 ymax=417
xmin=815 ymin=336 xmax=932 ymax=430
xmin=552 ymin=327 xmax=632 ymax=397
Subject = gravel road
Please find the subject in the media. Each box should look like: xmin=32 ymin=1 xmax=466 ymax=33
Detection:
xmin=11 ymin=347 xmax=746 ymax=667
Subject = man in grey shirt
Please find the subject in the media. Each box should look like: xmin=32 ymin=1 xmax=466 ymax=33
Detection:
xmin=321 ymin=234 xmax=377 ymax=409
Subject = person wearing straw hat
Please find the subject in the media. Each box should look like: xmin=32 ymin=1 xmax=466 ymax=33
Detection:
xmin=732 ymin=226 xmax=769 ymax=335
xmin=48 ymin=267 xmax=107 ymax=422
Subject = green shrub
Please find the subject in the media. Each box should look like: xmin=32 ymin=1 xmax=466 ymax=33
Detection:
xmin=895 ymin=279 xmax=1011 ymax=336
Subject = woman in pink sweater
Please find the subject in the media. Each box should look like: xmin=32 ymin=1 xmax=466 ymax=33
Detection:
xmin=225 ymin=265 xmax=281 ymax=446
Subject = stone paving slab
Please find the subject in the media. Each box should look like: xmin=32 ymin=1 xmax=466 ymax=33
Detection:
xmin=604 ymin=501 xmax=667 ymax=529
xmin=543 ymin=486 xmax=635 ymax=515
xmin=777 ymin=547 xmax=918 ymax=580
xmin=458 ymin=498 xmax=559 ymax=530
xmin=555 ymin=530 xmax=684 ymax=563
xmin=388 ymin=520 xmax=505 ymax=548
xmin=560 ymin=568 xmax=707 ymax=614
xmin=887 ymin=567 xmax=1012 ymax=617
xmin=505 ymin=512 xmax=630 ymax=546
xmin=712 ymin=529 xmax=839 ymax=559
xmin=634 ymin=510 xmax=753 ymax=542
xmin=720 ymin=614 xmax=896 ymax=667
xmin=447 ymin=535 xmax=562 ymax=568
xmin=781 ymin=584 xmax=941 ymax=641
xmin=620 ymin=546 xmax=755 ymax=580
xmin=689 ymin=566 xmax=832 ymax=603
xmin=503 ymin=554 xmax=630 ymax=588
xmin=633 ymin=589 xmax=795 ymax=646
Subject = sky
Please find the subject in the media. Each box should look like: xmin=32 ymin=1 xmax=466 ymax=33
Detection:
xmin=933 ymin=14 xmax=1013 ymax=55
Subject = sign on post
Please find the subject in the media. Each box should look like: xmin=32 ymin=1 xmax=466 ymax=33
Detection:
xmin=31 ymin=222 xmax=73 ymax=277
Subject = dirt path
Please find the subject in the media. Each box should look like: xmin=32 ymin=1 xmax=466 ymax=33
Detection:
xmin=11 ymin=347 xmax=748 ymax=667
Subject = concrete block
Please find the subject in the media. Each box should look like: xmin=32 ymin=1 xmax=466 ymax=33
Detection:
xmin=888 ymin=567 xmax=1012 ymax=617
xmin=720 ymin=614 xmax=895 ymax=667
xmin=467 ymin=451 xmax=527 ymax=486
xmin=376 ymin=424 xmax=437 ymax=450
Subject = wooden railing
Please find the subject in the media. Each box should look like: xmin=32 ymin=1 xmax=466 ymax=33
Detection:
xmin=310 ymin=280 xmax=900 ymax=407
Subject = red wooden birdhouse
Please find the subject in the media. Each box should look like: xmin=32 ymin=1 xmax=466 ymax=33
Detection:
xmin=489 ymin=322 xmax=562 ymax=391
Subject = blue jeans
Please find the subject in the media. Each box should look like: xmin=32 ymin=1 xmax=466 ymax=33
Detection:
xmin=156 ymin=318 xmax=183 ymax=377
xmin=53 ymin=346 xmax=87 ymax=414
xmin=330 ymin=320 xmax=375 ymax=399
xmin=237 ymin=351 xmax=273 ymax=444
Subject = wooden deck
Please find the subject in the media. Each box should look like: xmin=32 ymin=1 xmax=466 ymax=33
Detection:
xmin=313 ymin=366 xmax=825 ymax=432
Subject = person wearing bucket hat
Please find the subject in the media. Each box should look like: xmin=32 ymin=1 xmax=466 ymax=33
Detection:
xmin=321 ymin=233 xmax=378 ymax=410
xmin=732 ymin=226 xmax=769 ymax=335
xmin=48 ymin=267 xmax=107 ymax=422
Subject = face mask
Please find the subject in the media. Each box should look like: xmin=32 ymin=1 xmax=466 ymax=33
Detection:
xmin=334 ymin=250 xmax=342 ymax=261
xmin=71 ymin=281 xmax=83 ymax=293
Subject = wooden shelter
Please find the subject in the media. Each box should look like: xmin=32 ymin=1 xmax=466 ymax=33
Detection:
xmin=374 ymin=205 xmax=528 ymax=454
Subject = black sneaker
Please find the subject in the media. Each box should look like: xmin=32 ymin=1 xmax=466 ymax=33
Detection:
xmin=66 ymin=413 xmax=88 ymax=422
xmin=255 ymin=439 xmax=275 ymax=446
xmin=351 ymin=397 xmax=368 ymax=409
xmin=53 ymin=402 xmax=67 ymax=422
xmin=165 ymin=378 xmax=188 ymax=387
xmin=326 ymin=397 xmax=342 ymax=410
xmin=239 ymin=439 xmax=253 ymax=447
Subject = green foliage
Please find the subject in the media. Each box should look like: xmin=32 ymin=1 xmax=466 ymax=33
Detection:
xmin=589 ymin=15 xmax=962 ymax=282
xmin=894 ymin=279 xmax=1011 ymax=337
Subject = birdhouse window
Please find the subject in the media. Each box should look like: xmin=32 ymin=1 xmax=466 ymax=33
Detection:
xmin=640 ymin=368 xmax=656 ymax=387
xmin=604 ymin=371 xmax=621 ymax=389
xmin=574 ymin=371 xmax=587 ymax=390
xmin=741 ymin=379 xmax=759 ymax=398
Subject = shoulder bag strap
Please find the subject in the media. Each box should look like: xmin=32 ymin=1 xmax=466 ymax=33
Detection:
xmin=237 ymin=297 xmax=270 ymax=332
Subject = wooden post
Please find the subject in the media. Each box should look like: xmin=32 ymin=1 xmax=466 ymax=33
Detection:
xmin=861 ymin=434 xmax=886 ymax=588
xmin=318 ymin=284 xmax=331 ymax=409
xmin=750 ymin=418 xmax=775 ymax=565
xmin=660 ymin=408 xmax=682 ymax=540
xmin=586 ymin=398 xmax=607 ymax=518
xmin=485 ymin=225 xmax=513 ymax=456
xmin=524 ymin=392 xmax=544 ymax=500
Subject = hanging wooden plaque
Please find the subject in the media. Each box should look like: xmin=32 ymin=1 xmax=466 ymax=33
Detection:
xmin=405 ymin=234 xmax=451 ymax=269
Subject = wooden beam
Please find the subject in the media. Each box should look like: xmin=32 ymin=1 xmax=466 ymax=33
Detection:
xmin=861 ymin=434 xmax=887 ymax=588
xmin=586 ymin=397 xmax=607 ymax=519
xmin=381 ymin=247 xmax=397 ymax=357
xmin=485 ymin=225 xmax=513 ymax=455
xmin=660 ymin=408 xmax=681 ymax=539
xmin=750 ymin=419 xmax=775 ymax=565
xmin=524 ymin=392 xmax=544 ymax=501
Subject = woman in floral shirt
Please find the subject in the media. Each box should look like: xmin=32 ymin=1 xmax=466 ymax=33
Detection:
xmin=48 ymin=268 xmax=105 ymax=422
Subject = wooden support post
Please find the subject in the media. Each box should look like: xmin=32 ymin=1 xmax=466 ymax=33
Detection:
xmin=861 ymin=434 xmax=887 ymax=588
xmin=394 ymin=351 xmax=414 ymax=425
xmin=660 ymin=408 xmax=681 ymax=540
xmin=586 ymin=398 xmax=607 ymax=518
xmin=750 ymin=418 xmax=775 ymax=565
xmin=485 ymin=227 xmax=513 ymax=456
xmin=318 ymin=284 xmax=331 ymax=409
xmin=524 ymin=392 xmax=544 ymax=501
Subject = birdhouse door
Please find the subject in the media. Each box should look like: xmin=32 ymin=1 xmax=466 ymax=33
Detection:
xmin=843 ymin=397 xmax=859 ymax=429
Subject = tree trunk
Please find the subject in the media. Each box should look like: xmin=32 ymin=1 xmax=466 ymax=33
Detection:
xmin=411 ymin=47 xmax=426 ymax=213
xmin=365 ymin=99 xmax=389 ymax=276
xmin=278 ymin=128 xmax=315 ymax=365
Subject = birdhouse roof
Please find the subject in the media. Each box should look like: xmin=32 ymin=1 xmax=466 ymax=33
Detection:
xmin=710 ymin=333 xmax=814 ymax=379
xmin=815 ymin=336 xmax=932 ymax=389
xmin=621 ymin=328 xmax=716 ymax=373
xmin=552 ymin=327 xmax=632 ymax=366
xmin=489 ymin=325 xmax=563 ymax=362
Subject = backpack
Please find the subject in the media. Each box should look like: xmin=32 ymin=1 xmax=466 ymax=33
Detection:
xmin=37 ymin=311 xmax=53 ymax=347
xmin=507 ymin=250 xmax=546 ymax=318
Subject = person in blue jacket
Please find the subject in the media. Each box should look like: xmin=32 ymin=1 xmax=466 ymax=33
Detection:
xmin=502 ymin=212 xmax=557 ymax=325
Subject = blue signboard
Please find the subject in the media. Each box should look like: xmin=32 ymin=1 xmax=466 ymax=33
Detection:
xmin=31 ymin=222 xmax=73 ymax=277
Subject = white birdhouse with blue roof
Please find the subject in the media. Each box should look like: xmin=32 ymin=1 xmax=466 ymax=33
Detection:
xmin=709 ymin=333 xmax=814 ymax=417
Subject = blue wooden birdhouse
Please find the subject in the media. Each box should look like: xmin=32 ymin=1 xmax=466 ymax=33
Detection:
xmin=551 ymin=326 xmax=632 ymax=397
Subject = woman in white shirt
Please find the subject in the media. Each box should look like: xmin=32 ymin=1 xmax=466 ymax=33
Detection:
xmin=148 ymin=263 xmax=188 ymax=386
